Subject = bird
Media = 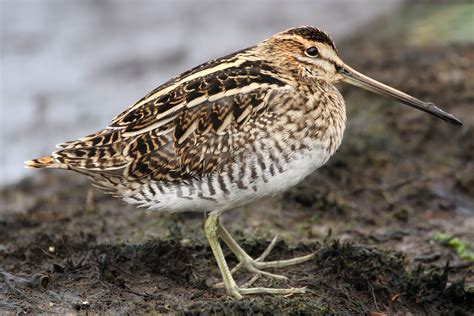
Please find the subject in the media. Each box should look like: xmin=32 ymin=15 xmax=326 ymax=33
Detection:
xmin=25 ymin=26 xmax=463 ymax=299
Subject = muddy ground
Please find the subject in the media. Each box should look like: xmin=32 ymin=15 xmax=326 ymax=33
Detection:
xmin=1 ymin=4 xmax=473 ymax=315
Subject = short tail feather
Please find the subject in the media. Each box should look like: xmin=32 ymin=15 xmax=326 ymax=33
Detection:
xmin=24 ymin=156 xmax=65 ymax=169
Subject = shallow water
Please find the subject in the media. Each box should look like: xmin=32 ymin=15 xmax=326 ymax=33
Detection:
xmin=0 ymin=0 xmax=402 ymax=185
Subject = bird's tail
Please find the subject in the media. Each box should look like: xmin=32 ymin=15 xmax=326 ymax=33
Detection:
xmin=24 ymin=155 xmax=66 ymax=169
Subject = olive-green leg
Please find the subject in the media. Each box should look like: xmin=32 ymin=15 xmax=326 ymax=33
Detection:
xmin=205 ymin=211 xmax=309 ymax=297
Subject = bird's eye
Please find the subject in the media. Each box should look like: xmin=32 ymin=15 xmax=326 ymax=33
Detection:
xmin=305 ymin=46 xmax=319 ymax=57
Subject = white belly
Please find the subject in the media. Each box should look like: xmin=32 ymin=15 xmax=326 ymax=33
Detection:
xmin=124 ymin=140 xmax=332 ymax=213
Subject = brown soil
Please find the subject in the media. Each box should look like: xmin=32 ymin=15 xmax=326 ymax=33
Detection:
xmin=1 ymin=5 xmax=473 ymax=315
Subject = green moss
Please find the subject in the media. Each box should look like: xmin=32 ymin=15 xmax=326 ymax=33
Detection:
xmin=433 ymin=232 xmax=474 ymax=262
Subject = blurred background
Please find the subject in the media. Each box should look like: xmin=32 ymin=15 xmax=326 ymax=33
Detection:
xmin=0 ymin=0 xmax=403 ymax=185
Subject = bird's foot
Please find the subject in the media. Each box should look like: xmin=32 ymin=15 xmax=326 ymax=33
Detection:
xmin=213 ymin=235 xmax=315 ymax=289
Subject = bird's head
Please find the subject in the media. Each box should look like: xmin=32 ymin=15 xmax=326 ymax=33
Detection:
xmin=262 ymin=26 xmax=462 ymax=126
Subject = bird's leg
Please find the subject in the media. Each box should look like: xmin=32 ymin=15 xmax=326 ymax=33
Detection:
xmin=213 ymin=221 xmax=313 ymax=290
xmin=205 ymin=211 xmax=306 ymax=298
xmin=205 ymin=211 xmax=242 ymax=299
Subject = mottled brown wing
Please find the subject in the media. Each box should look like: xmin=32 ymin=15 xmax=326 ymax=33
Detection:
xmin=128 ymin=89 xmax=277 ymax=181
xmin=53 ymin=58 xmax=288 ymax=182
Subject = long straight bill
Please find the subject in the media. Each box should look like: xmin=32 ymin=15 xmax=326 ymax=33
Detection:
xmin=339 ymin=64 xmax=463 ymax=126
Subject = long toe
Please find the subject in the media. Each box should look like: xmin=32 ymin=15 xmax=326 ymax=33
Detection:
xmin=225 ymin=284 xmax=307 ymax=298
xmin=252 ymin=252 xmax=315 ymax=269
xmin=245 ymin=264 xmax=289 ymax=281
xmin=211 ymin=267 xmax=288 ymax=289
xmin=238 ymin=286 xmax=307 ymax=296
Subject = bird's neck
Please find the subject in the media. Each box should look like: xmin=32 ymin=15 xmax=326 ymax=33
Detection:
xmin=298 ymin=80 xmax=347 ymax=157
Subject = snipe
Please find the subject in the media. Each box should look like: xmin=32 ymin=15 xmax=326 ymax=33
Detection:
xmin=26 ymin=26 xmax=462 ymax=299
